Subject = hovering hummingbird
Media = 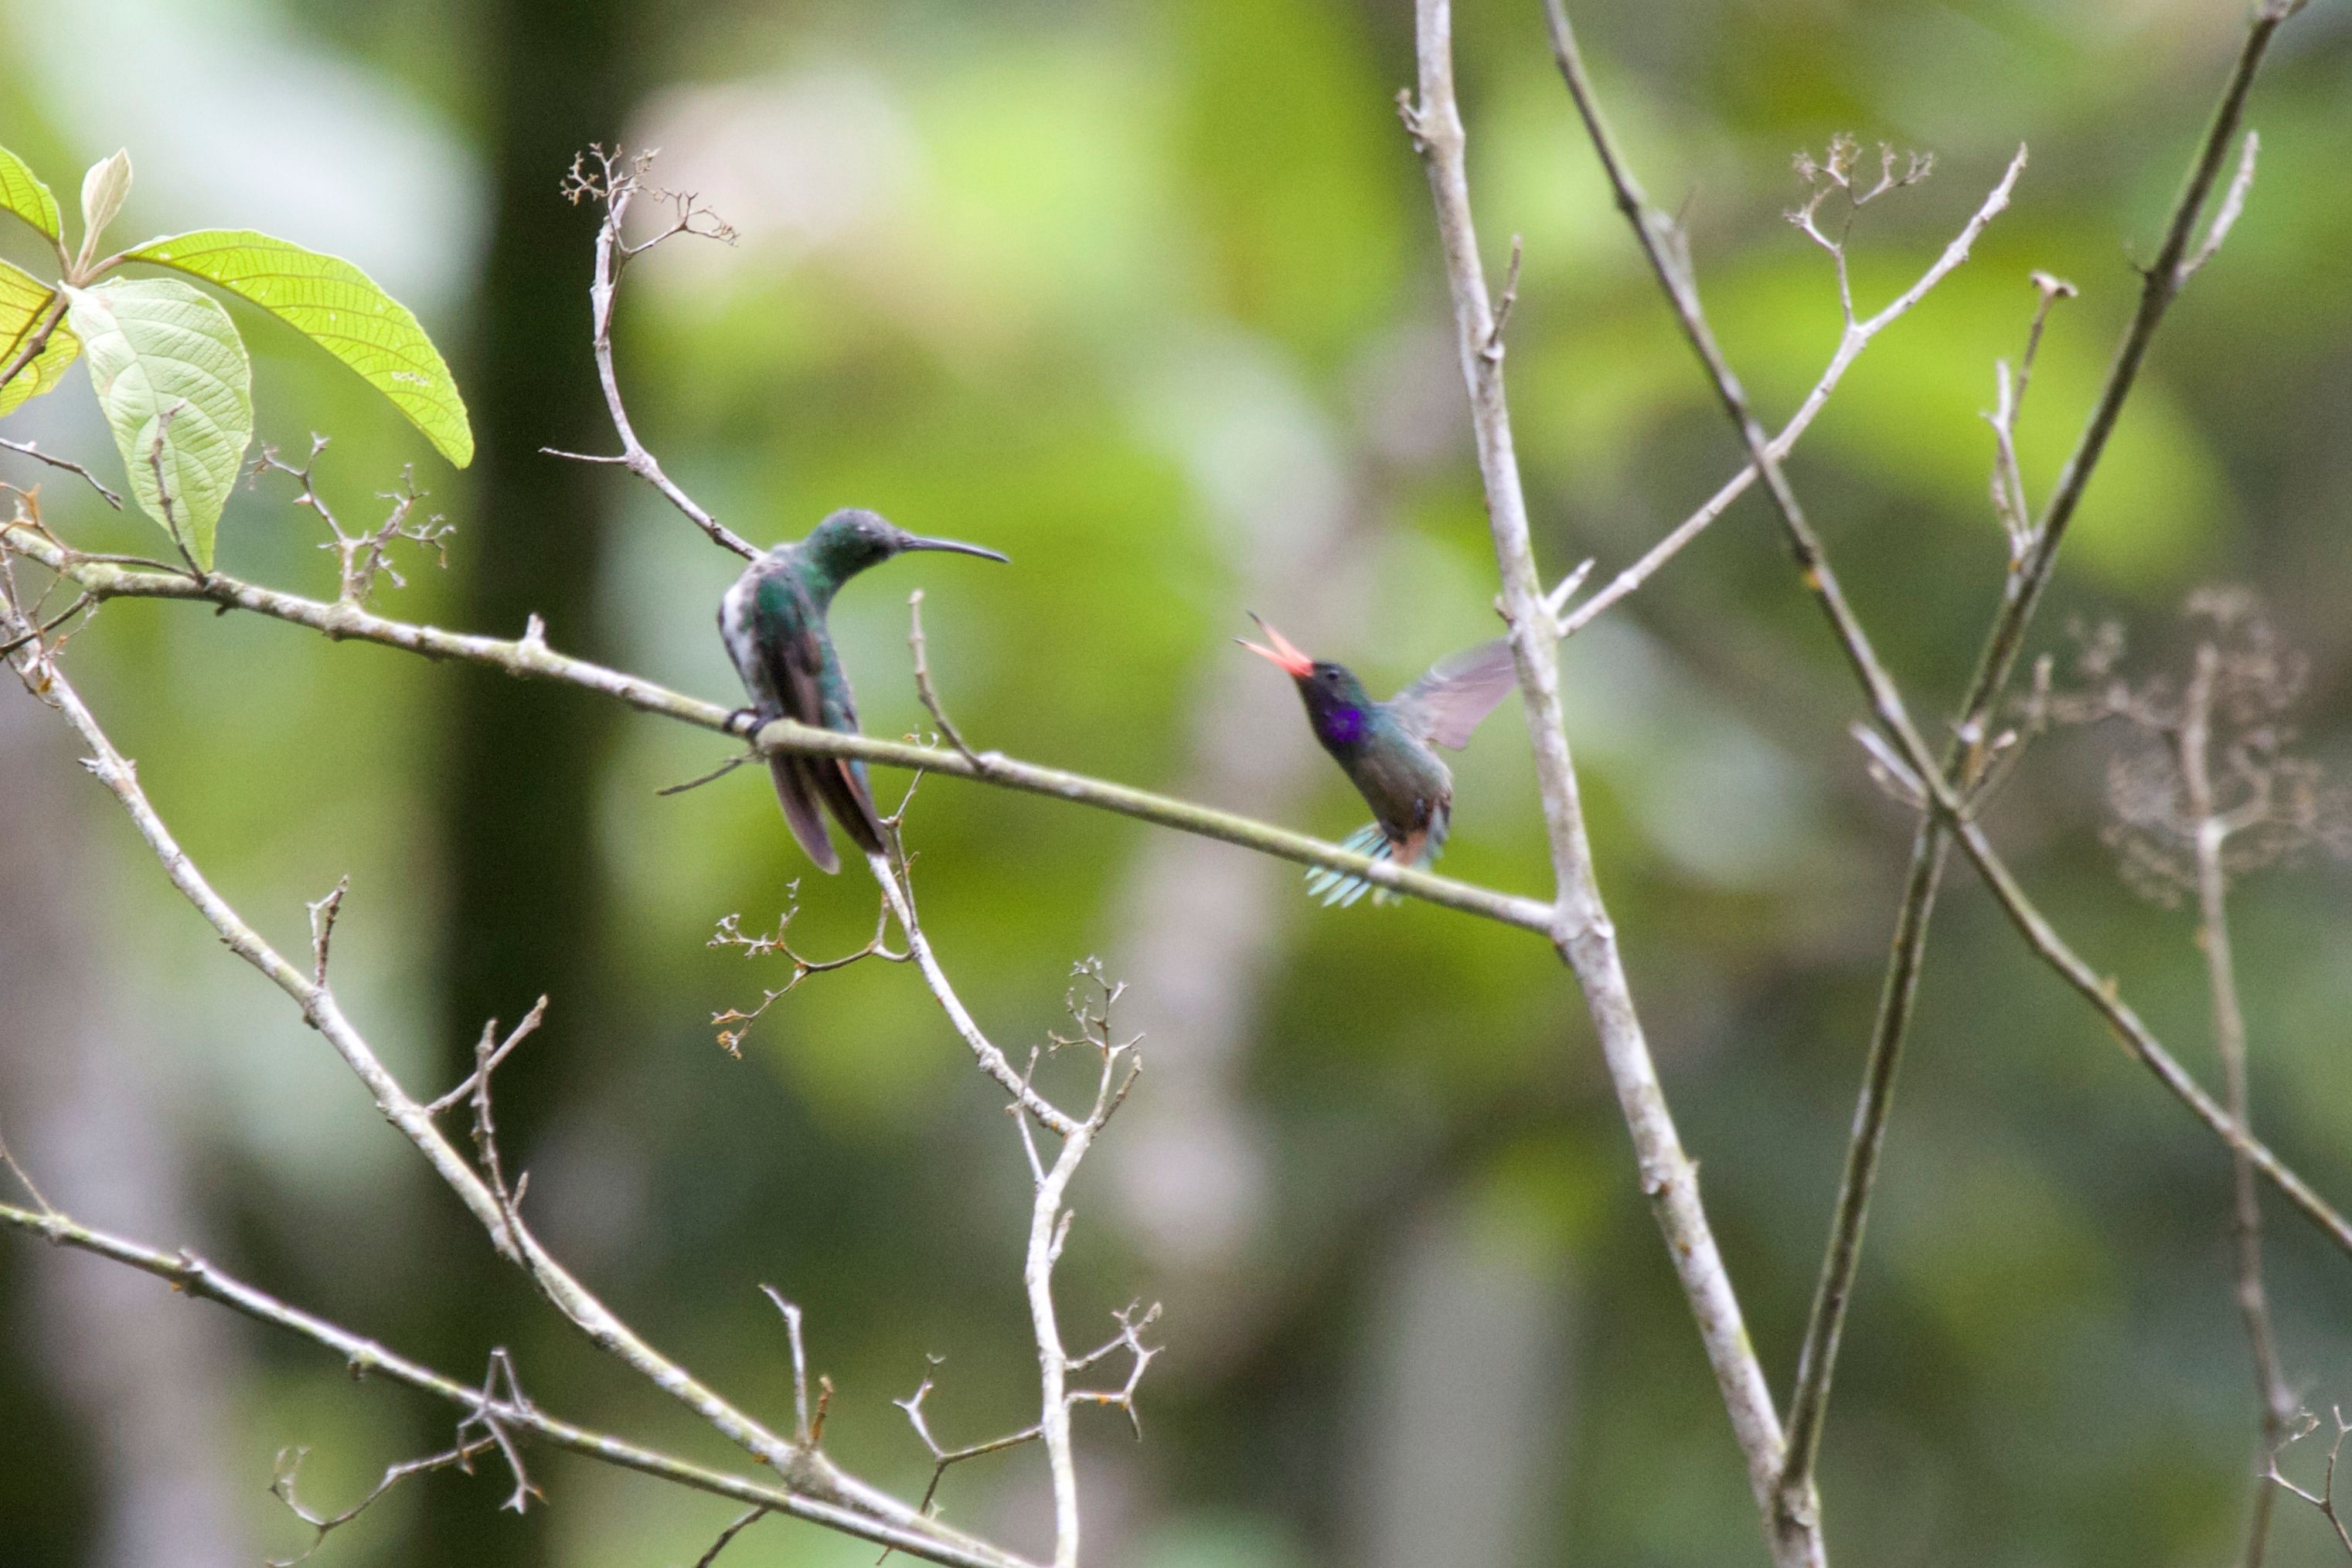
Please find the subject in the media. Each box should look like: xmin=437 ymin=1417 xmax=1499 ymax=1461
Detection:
xmin=721 ymin=508 xmax=1009 ymax=872
xmin=1240 ymin=615 xmax=1519 ymax=906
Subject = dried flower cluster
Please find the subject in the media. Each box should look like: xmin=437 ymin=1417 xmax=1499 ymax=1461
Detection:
xmin=2047 ymin=588 xmax=2350 ymax=905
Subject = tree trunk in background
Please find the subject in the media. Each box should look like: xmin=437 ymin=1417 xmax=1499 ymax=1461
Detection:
xmin=407 ymin=0 xmax=633 ymax=1559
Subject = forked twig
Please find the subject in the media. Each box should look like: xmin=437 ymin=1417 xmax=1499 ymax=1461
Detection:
xmin=267 ymin=1435 xmax=501 ymax=1566
xmin=550 ymin=146 xmax=757 ymax=560
xmin=1555 ymin=143 xmax=2027 ymax=639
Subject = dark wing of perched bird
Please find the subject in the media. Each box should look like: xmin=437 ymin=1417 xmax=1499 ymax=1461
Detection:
xmin=751 ymin=571 xmax=889 ymax=873
xmin=1384 ymin=638 xmax=1520 ymax=749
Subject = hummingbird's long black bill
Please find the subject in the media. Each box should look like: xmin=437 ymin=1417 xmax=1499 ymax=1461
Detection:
xmin=903 ymin=536 xmax=1011 ymax=563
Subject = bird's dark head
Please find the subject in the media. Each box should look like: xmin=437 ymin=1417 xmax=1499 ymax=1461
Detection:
xmin=798 ymin=508 xmax=1010 ymax=586
xmin=1239 ymin=615 xmax=1377 ymax=751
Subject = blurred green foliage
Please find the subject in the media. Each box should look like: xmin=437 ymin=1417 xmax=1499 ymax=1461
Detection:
xmin=3 ymin=1 xmax=2350 ymax=1566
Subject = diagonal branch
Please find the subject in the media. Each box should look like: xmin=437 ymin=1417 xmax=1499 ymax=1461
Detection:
xmin=1404 ymin=5 xmax=1810 ymax=1563
xmin=0 ymin=437 xmax=124 ymax=509
xmin=0 ymin=606 xmax=1031 ymax=1567
xmin=1540 ymin=0 xmax=2321 ymax=1539
xmin=866 ymin=851 xmax=1085 ymax=1137
xmin=0 ymin=522 xmax=1554 ymax=931
xmin=1557 ymin=144 xmax=2027 ymax=639
xmin=549 ymin=147 xmax=757 ymax=560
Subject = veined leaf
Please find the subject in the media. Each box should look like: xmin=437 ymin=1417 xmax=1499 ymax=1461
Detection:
xmin=0 ymin=144 xmax=61 ymax=242
xmin=0 ymin=258 xmax=79 ymax=418
xmin=64 ymin=277 xmax=254 ymax=570
xmin=128 ymin=229 xmax=472 ymax=467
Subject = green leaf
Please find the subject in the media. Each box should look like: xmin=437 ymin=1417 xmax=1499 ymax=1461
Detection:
xmin=127 ymin=229 xmax=472 ymax=467
xmin=0 ymin=258 xmax=79 ymax=418
xmin=78 ymin=149 xmax=131 ymax=253
xmin=0 ymin=144 xmax=62 ymax=243
xmin=64 ymin=277 xmax=254 ymax=570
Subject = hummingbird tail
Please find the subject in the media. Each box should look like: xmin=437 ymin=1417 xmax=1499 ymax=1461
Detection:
xmin=770 ymin=754 xmax=842 ymax=874
xmin=1305 ymin=822 xmax=1394 ymax=909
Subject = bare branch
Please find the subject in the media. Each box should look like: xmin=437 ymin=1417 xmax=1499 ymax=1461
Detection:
xmin=0 ymin=522 xmax=1555 ymax=931
xmin=0 ymin=437 xmax=123 ymax=508
xmin=1540 ymin=0 xmax=2321 ymax=1543
xmin=0 ymin=1197 xmax=1039 ymax=1568
xmin=895 ymin=1361 xmax=1045 ymax=1527
xmin=0 ymin=1127 xmax=56 ymax=1217
xmin=306 ymin=876 xmax=348 ymax=988
xmin=0 ymin=607 xmax=1030 ymax=1564
xmin=1065 ymin=1300 xmax=1163 ymax=1440
xmin=1560 ymin=143 xmax=2027 ymax=640
xmin=0 ymin=294 xmax=67 ymax=401
xmin=909 ymin=589 xmax=987 ymax=770
xmin=707 ymin=899 xmax=904 ymax=1056
xmin=759 ymin=1287 xmax=815 ymax=1446
xmin=1414 ymin=5 xmax=1806 ymax=1561
xmin=267 ymin=1436 xmax=499 ymax=1566
xmin=253 ymin=437 xmax=453 ymax=605
xmin=2272 ymin=1408 xmax=2352 ymax=1559
xmin=555 ymin=146 xmax=757 ymax=560
xmin=1985 ymin=274 xmax=2079 ymax=566
xmin=2179 ymin=641 xmax=2296 ymax=1568
xmin=2182 ymin=130 xmax=2260 ymax=284
xmin=1780 ymin=0 xmax=2308 ymax=1512
xmin=425 ymin=998 xmax=551 ymax=1118
xmin=689 ymin=1508 xmax=771 ymax=1568
xmin=657 ymin=749 xmax=761 ymax=796
xmin=145 ymin=403 xmax=206 ymax=581
xmin=1015 ymin=960 xmax=1144 ymax=1568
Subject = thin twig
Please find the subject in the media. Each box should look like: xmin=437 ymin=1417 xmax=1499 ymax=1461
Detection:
xmin=0 ymin=437 xmax=124 ymax=508
xmin=894 ymin=1362 xmax=1044 ymax=1538
xmin=1017 ymin=962 xmax=1144 ymax=1568
xmin=1557 ymin=144 xmax=2027 ymax=639
xmin=657 ymin=750 xmax=759 ymax=796
xmin=425 ymin=996 xmax=550 ymax=1119
xmin=909 ymin=589 xmax=986 ymax=770
xmin=1407 ymin=5 xmax=1807 ymax=1562
xmin=689 ymin=1508 xmax=771 ymax=1568
xmin=306 ymin=876 xmax=347 ymax=987
xmin=2181 ymin=643 xmax=2296 ymax=1568
xmin=709 ymin=900 xmax=905 ymax=1056
xmin=1986 ymin=274 xmax=2078 ymax=564
xmin=554 ymin=147 xmax=757 ymax=560
xmin=253 ymin=437 xmax=451 ymax=605
xmin=145 ymin=403 xmax=206 ymax=581
xmin=0 ymin=1128 xmax=56 ymax=1216
xmin=0 ymin=293 xmax=68 ymax=401
xmin=2271 ymin=1409 xmax=2352 ymax=1559
xmin=759 ymin=1287 xmax=814 ymax=1446
xmin=866 ymin=852 xmax=1083 ymax=1137
xmin=267 ymin=1435 xmax=501 ymax=1566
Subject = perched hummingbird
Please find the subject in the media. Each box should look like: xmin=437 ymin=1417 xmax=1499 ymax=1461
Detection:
xmin=721 ymin=508 xmax=1009 ymax=872
xmin=1240 ymin=615 xmax=1519 ymax=906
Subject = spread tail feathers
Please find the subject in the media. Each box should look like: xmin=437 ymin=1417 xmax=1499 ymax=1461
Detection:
xmin=1305 ymin=822 xmax=1396 ymax=908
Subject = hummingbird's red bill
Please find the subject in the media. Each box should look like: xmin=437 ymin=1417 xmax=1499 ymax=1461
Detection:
xmin=1237 ymin=614 xmax=1315 ymax=677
